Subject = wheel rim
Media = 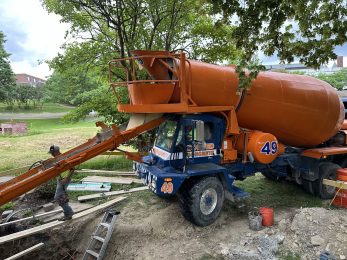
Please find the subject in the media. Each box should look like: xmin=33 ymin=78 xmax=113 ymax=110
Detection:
xmin=200 ymin=188 xmax=218 ymax=215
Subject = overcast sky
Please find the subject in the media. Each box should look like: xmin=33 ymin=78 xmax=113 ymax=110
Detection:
xmin=0 ymin=0 xmax=69 ymax=79
xmin=0 ymin=0 xmax=346 ymax=79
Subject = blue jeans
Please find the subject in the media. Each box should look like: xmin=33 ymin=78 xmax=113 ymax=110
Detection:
xmin=54 ymin=178 xmax=74 ymax=217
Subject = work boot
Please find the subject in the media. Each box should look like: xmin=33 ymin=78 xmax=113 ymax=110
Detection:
xmin=58 ymin=214 xmax=73 ymax=221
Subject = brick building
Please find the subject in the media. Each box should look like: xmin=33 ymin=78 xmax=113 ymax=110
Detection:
xmin=0 ymin=122 xmax=27 ymax=135
xmin=15 ymin=73 xmax=46 ymax=87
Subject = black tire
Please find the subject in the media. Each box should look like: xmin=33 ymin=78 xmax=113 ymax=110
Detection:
xmin=339 ymin=157 xmax=347 ymax=168
xmin=178 ymin=177 xmax=224 ymax=226
xmin=302 ymin=179 xmax=314 ymax=195
xmin=313 ymin=162 xmax=340 ymax=199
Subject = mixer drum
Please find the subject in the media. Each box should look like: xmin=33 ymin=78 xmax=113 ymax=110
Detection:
xmin=236 ymin=72 xmax=344 ymax=148
xmin=185 ymin=62 xmax=344 ymax=148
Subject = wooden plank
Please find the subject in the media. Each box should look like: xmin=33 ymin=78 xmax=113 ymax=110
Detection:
xmin=0 ymin=196 xmax=126 ymax=245
xmin=323 ymin=179 xmax=347 ymax=189
xmin=81 ymin=176 xmax=142 ymax=184
xmin=78 ymin=186 xmax=148 ymax=201
xmin=76 ymin=169 xmax=136 ymax=176
xmin=0 ymin=209 xmax=63 ymax=228
xmin=67 ymin=183 xmax=111 ymax=192
xmin=5 ymin=242 xmax=44 ymax=260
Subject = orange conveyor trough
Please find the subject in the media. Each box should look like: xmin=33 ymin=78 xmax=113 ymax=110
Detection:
xmin=0 ymin=118 xmax=164 ymax=207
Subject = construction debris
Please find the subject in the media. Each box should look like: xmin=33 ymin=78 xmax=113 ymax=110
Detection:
xmin=78 ymin=186 xmax=148 ymax=202
xmin=81 ymin=176 xmax=142 ymax=185
xmin=0 ymin=209 xmax=63 ymax=228
xmin=0 ymin=196 xmax=126 ymax=245
xmin=4 ymin=242 xmax=44 ymax=260
xmin=1 ymin=210 xmax=14 ymax=219
xmin=43 ymin=202 xmax=55 ymax=212
xmin=67 ymin=182 xmax=112 ymax=192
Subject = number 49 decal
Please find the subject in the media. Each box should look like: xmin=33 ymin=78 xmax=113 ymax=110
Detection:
xmin=261 ymin=141 xmax=278 ymax=155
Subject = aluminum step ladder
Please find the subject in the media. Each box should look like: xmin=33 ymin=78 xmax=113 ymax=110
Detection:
xmin=82 ymin=210 xmax=119 ymax=260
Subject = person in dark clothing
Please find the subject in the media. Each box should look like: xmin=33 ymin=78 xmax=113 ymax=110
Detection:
xmin=48 ymin=145 xmax=74 ymax=221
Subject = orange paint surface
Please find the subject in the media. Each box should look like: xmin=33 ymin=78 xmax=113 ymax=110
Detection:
xmin=110 ymin=50 xmax=344 ymax=148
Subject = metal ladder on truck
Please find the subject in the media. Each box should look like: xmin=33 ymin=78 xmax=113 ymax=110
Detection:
xmin=83 ymin=210 xmax=119 ymax=260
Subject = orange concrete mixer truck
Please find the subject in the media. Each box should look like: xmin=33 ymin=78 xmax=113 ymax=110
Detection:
xmin=1 ymin=50 xmax=346 ymax=226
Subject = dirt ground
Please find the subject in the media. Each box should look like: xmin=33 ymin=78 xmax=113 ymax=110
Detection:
xmin=1 ymin=190 xmax=346 ymax=260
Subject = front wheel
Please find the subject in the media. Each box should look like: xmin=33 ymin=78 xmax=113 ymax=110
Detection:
xmin=178 ymin=177 xmax=224 ymax=226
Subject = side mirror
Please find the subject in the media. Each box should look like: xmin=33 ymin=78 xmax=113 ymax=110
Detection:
xmin=195 ymin=121 xmax=205 ymax=142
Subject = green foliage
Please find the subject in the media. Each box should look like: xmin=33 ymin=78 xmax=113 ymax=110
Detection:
xmin=14 ymin=84 xmax=44 ymax=107
xmin=44 ymin=70 xmax=100 ymax=106
xmin=0 ymin=201 xmax=14 ymax=211
xmin=315 ymin=69 xmax=347 ymax=90
xmin=210 ymin=0 xmax=347 ymax=69
xmin=0 ymin=31 xmax=16 ymax=104
xmin=278 ymin=251 xmax=301 ymax=260
xmin=79 ymin=156 xmax=133 ymax=171
xmin=35 ymin=179 xmax=56 ymax=199
xmin=62 ymin=85 xmax=130 ymax=125
xmin=233 ymin=55 xmax=265 ymax=90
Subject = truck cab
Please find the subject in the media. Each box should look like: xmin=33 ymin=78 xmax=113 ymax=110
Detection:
xmin=136 ymin=114 xmax=249 ymax=226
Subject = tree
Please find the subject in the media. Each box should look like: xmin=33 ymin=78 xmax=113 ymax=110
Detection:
xmin=210 ymin=0 xmax=347 ymax=68
xmin=0 ymin=31 xmax=16 ymax=105
xmin=315 ymin=69 xmax=347 ymax=90
xmin=42 ymin=0 xmax=240 ymax=124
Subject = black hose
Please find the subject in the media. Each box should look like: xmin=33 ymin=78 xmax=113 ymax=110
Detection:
xmin=29 ymin=161 xmax=43 ymax=170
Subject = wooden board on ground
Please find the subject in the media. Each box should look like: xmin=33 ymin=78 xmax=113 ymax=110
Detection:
xmin=0 ymin=209 xmax=63 ymax=228
xmin=76 ymin=169 xmax=136 ymax=177
xmin=78 ymin=186 xmax=149 ymax=201
xmin=0 ymin=197 xmax=126 ymax=245
xmin=323 ymin=179 xmax=347 ymax=189
xmin=5 ymin=242 xmax=44 ymax=260
xmin=81 ymin=176 xmax=142 ymax=184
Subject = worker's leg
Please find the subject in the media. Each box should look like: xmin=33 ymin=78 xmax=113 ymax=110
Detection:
xmin=54 ymin=179 xmax=64 ymax=200
xmin=61 ymin=201 xmax=74 ymax=218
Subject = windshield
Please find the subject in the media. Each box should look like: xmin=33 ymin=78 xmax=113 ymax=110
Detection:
xmin=154 ymin=120 xmax=178 ymax=151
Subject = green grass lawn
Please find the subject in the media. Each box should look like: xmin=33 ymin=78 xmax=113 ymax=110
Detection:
xmin=0 ymin=118 xmax=134 ymax=172
xmin=0 ymin=118 xmax=99 ymax=171
xmin=235 ymin=173 xmax=323 ymax=208
xmin=0 ymin=102 xmax=74 ymax=113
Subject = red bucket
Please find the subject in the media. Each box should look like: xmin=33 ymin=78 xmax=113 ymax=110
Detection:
xmin=259 ymin=207 xmax=274 ymax=227
xmin=333 ymin=168 xmax=347 ymax=208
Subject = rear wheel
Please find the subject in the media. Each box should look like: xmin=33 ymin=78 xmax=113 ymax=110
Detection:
xmin=339 ymin=158 xmax=347 ymax=168
xmin=178 ymin=177 xmax=224 ymax=226
xmin=313 ymin=162 xmax=340 ymax=199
